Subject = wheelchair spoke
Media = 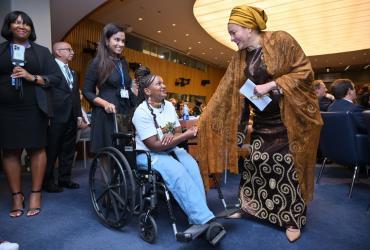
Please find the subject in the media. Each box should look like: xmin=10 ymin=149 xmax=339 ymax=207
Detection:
xmin=109 ymin=190 xmax=120 ymax=221
xmin=110 ymin=189 xmax=127 ymax=208
xmin=96 ymin=158 xmax=109 ymax=185
xmin=95 ymin=188 xmax=109 ymax=203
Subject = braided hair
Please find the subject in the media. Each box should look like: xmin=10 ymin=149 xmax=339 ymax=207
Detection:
xmin=135 ymin=66 xmax=165 ymax=129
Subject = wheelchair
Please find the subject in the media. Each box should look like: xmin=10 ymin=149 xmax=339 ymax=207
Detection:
xmin=88 ymin=114 xmax=238 ymax=245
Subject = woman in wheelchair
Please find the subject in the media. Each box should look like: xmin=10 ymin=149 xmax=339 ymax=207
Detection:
xmin=132 ymin=66 xmax=216 ymax=226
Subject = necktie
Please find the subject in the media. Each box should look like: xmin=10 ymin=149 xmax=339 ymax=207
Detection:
xmin=64 ymin=64 xmax=73 ymax=89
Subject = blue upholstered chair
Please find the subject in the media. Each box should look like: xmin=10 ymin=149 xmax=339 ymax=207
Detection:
xmin=316 ymin=111 xmax=370 ymax=198
xmin=362 ymin=110 xmax=370 ymax=210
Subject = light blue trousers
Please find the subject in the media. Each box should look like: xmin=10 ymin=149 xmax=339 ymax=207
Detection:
xmin=136 ymin=147 xmax=215 ymax=224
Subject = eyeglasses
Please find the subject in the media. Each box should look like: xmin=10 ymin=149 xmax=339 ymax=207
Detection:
xmin=58 ymin=48 xmax=74 ymax=52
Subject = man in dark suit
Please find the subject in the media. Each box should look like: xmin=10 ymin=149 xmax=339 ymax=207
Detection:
xmin=314 ymin=80 xmax=334 ymax=111
xmin=328 ymin=78 xmax=367 ymax=134
xmin=43 ymin=42 xmax=82 ymax=192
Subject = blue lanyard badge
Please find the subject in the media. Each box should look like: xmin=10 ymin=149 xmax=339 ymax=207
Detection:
xmin=114 ymin=61 xmax=129 ymax=99
xmin=114 ymin=61 xmax=125 ymax=87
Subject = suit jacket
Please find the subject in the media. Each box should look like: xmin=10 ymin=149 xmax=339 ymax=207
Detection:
xmin=0 ymin=41 xmax=62 ymax=117
xmin=51 ymin=61 xmax=82 ymax=123
xmin=318 ymin=96 xmax=333 ymax=111
xmin=328 ymin=99 xmax=367 ymax=133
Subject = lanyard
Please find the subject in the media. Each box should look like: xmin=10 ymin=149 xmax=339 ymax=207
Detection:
xmin=114 ymin=61 xmax=125 ymax=88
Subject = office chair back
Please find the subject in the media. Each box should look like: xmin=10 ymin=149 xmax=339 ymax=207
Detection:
xmin=320 ymin=111 xmax=369 ymax=166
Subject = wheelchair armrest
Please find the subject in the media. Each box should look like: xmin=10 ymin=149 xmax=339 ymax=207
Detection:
xmin=135 ymin=150 xmax=152 ymax=172
xmin=111 ymin=132 xmax=133 ymax=139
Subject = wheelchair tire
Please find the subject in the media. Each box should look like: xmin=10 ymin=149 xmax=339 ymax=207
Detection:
xmin=89 ymin=147 xmax=135 ymax=228
xmin=138 ymin=213 xmax=157 ymax=243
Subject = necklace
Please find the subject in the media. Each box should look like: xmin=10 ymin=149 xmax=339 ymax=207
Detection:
xmin=150 ymin=103 xmax=164 ymax=113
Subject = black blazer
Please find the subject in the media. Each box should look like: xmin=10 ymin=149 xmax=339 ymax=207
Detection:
xmin=51 ymin=61 xmax=82 ymax=123
xmin=83 ymin=57 xmax=138 ymax=111
xmin=328 ymin=99 xmax=367 ymax=134
xmin=0 ymin=41 xmax=62 ymax=117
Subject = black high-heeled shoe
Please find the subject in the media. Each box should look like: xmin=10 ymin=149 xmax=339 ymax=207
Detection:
xmin=27 ymin=190 xmax=42 ymax=217
xmin=9 ymin=191 xmax=25 ymax=218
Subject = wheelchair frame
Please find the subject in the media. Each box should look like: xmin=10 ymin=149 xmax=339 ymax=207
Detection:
xmin=88 ymin=114 xmax=237 ymax=245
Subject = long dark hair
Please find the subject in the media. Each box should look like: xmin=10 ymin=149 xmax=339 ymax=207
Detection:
xmin=1 ymin=10 xmax=36 ymax=41
xmin=96 ymin=23 xmax=125 ymax=87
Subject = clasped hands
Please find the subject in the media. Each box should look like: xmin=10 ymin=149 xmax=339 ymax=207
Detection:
xmin=161 ymin=125 xmax=198 ymax=146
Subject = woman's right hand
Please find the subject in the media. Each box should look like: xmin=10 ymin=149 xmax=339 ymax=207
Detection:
xmin=185 ymin=125 xmax=198 ymax=139
xmin=104 ymin=102 xmax=116 ymax=113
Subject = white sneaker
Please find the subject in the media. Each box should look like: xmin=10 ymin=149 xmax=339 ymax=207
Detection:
xmin=0 ymin=241 xmax=19 ymax=250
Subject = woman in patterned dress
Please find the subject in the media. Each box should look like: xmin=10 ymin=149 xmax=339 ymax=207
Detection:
xmin=197 ymin=5 xmax=322 ymax=242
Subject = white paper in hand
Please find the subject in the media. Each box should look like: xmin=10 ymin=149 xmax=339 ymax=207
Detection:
xmin=239 ymin=79 xmax=272 ymax=111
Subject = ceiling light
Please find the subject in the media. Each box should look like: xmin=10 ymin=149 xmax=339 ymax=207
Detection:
xmin=188 ymin=47 xmax=192 ymax=50
xmin=344 ymin=65 xmax=351 ymax=71
xmin=209 ymin=47 xmax=213 ymax=50
xmin=157 ymin=30 xmax=162 ymax=34
xmin=172 ymin=23 xmax=176 ymax=27
xmin=194 ymin=0 xmax=370 ymax=55
xmin=173 ymin=39 xmax=177 ymax=42
xmin=197 ymin=41 xmax=201 ymax=44
xmin=159 ymin=54 xmax=165 ymax=59
xmin=220 ymin=52 xmax=224 ymax=54
xmin=185 ymin=33 xmax=190 ymax=37
xmin=138 ymin=17 xmax=143 ymax=21
xmin=202 ymin=52 xmax=206 ymax=54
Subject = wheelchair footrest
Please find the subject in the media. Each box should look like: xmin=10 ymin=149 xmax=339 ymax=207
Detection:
xmin=176 ymin=224 xmax=209 ymax=242
xmin=216 ymin=207 xmax=241 ymax=218
xmin=209 ymin=228 xmax=226 ymax=246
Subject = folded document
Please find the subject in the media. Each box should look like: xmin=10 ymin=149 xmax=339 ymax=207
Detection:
xmin=239 ymin=79 xmax=272 ymax=111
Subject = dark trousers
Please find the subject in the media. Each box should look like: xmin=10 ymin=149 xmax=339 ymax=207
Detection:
xmin=45 ymin=113 xmax=77 ymax=183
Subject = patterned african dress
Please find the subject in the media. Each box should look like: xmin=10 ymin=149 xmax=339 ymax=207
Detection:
xmin=239 ymin=47 xmax=306 ymax=229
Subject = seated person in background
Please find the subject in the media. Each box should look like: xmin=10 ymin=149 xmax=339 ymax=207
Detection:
xmin=192 ymin=100 xmax=203 ymax=116
xmin=314 ymin=80 xmax=334 ymax=111
xmin=328 ymin=78 xmax=367 ymax=134
xmin=357 ymin=84 xmax=369 ymax=109
xmin=132 ymin=66 xmax=215 ymax=225
xmin=77 ymin=90 xmax=91 ymax=140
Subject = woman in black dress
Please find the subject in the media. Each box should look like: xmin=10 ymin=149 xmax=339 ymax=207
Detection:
xmin=0 ymin=11 xmax=61 ymax=217
xmin=83 ymin=23 xmax=137 ymax=153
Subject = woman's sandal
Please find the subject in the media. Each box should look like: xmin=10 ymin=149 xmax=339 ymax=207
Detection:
xmin=27 ymin=190 xmax=42 ymax=217
xmin=9 ymin=191 xmax=25 ymax=218
xmin=285 ymin=226 xmax=301 ymax=243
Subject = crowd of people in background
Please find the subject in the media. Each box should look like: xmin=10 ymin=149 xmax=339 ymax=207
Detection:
xmin=0 ymin=5 xmax=370 ymax=249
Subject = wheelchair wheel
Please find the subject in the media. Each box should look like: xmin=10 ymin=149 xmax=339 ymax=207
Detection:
xmin=89 ymin=147 xmax=135 ymax=228
xmin=138 ymin=213 xmax=157 ymax=243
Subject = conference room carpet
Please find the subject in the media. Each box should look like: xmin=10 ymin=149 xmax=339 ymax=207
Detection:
xmin=1 ymin=161 xmax=369 ymax=250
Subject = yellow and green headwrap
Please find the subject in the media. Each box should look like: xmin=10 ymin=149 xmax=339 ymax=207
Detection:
xmin=228 ymin=5 xmax=268 ymax=30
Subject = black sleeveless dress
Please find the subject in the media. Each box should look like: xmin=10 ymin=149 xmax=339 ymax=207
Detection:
xmin=239 ymin=47 xmax=306 ymax=229
xmin=0 ymin=45 xmax=48 ymax=149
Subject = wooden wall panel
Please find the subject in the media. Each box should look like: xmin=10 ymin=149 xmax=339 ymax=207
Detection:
xmin=63 ymin=19 xmax=225 ymax=110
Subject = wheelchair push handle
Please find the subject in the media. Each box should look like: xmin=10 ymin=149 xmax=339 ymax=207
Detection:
xmin=113 ymin=113 xmax=119 ymax=134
